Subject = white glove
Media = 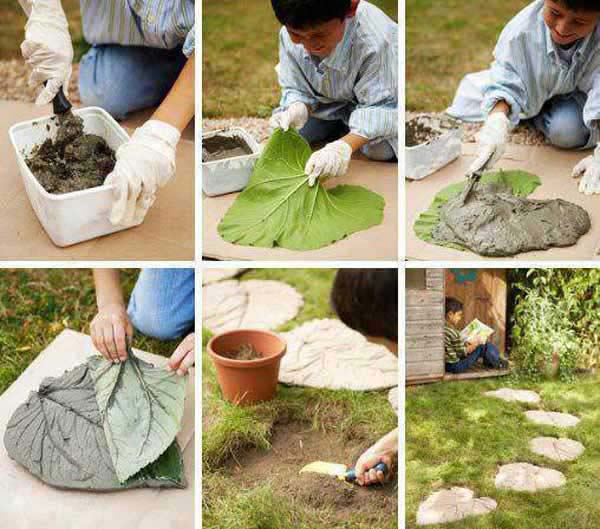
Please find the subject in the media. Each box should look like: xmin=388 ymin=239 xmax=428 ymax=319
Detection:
xmin=304 ymin=140 xmax=353 ymax=186
xmin=105 ymin=120 xmax=181 ymax=227
xmin=269 ymin=102 xmax=309 ymax=132
xmin=21 ymin=0 xmax=73 ymax=106
xmin=572 ymin=144 xmax=600 ymax=195
xmin=468 ymin=112 xmax=510 ymax=174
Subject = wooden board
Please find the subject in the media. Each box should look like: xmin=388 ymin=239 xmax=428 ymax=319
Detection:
xmin=445 ymin=269 xmax=507 ymax=354
xmin=202 ymin=158 xmax=398 ymax=261
xmin=0 ymin=101 xmax=194 ymax=260
xmin=0 ymin=330 xmax=194 ymax=529
xmin=444 ymin=368 xmax=511 ymax=382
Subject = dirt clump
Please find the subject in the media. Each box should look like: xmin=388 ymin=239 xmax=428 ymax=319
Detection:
xmin=202 ymin=134 xmax=252 ymax=162
xmin=218 ymin=343 xmax=262 ymax=360
xmin=26 ymin=112 xmax=116 ymax=194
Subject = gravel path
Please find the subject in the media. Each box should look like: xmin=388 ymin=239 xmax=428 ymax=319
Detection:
xmin=0 ymin=59 xmax=81 ymax=104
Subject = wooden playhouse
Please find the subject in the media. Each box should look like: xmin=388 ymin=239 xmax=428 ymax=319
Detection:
xmin=406 ymin=268 xmax=510 ymax=384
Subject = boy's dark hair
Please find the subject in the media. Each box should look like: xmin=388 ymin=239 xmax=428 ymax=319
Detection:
xmin=271 ymin=0 xmax=351 ymax=28
xmin=330 ymin=269 xmax=397 ymax=342
xmin=445 ymin=297 xmax=464 ymax=316
xmin=558 ymin=0 xmax=600 ymax=12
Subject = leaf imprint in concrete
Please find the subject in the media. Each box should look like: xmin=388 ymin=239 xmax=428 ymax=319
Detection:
xmin=202 ymin=268 xmax=246 ymax=285
xmin=279 ymin=319 xmax=398 ymax=391
xmin=530 ymin=437 xmax=585 ymax=462
xmin=485 ymin=388 xmax=541 ymax=404
xmin=525 ymin=410 xmax=580 ymax=428
xmin=495 ymin=463 xmax=566 ymax=492
xmin=416 ymin=487 xmax=497 ymax=526
xmin=202 ymin=279 xmax=303 ymax=334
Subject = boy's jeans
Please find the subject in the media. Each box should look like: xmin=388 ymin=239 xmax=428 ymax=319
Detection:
xmin=79 ymin=45 xmax=188 ymax=120
xmin=532 ymin=93 xmax=592 ymax=150
xmin=299 ymin=117 xmax=396 ymax=161
xmin=445 ymin=343 xmax=502 ymax=374
xmin=128 ymin=269 xmax=195 ymax=341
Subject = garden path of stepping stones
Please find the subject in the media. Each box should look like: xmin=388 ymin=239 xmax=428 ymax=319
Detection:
xmin=416 ymin=387 xmax=584 ymax=525
xmin=202 ymin=279 xmax=303 ymax=334
xmin=279 ymin=319 xmax=398 ymax=391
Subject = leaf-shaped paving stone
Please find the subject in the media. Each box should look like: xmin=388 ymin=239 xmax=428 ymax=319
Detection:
xmin=88 ymin=352 xmax=186 ymax=482
xmin=203 ymin=279 xmax=303 ymax=334
xmin=3 ymin=363 xmax=185 ymax=490
xmin=218 ymin=128 xmax=385 ymax=250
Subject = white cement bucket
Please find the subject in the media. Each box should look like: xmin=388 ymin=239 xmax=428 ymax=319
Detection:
xmin=201 ymin=127 xmax=261 ymax=196
xmin=9 ymin=107 xmax=133 ymax=247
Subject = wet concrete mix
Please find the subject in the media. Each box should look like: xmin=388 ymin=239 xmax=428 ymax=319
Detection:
xmin=25 ymin=112 xmax=116 ymax=194
xmin=432 ymin=182 xmax=591 ymax=256
xmin=202 ymin=135 xmax=252 ymax=162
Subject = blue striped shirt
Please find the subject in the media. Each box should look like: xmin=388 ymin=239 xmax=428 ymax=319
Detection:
xmin=80 ymin=0 xmax=195 ymax=57
xmin=449 ymin=0 xmax=600 ymax=144
xmin=276 ymin=1 xmax=397 ymax=150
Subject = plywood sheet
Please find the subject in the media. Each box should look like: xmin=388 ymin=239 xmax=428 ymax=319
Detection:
xmin=0 ymin=330 xmax=194 ymax=529
xmin=407 ymin=143 xmax=600 ymax=261
xmin=203 ymin=158 xmax=398 ymax=261
xmin=0 ymin=101 xmax=194 ymax=260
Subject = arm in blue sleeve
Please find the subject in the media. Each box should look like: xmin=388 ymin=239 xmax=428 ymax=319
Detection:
xmin=183 ymin=23 xmax=195 ymax=57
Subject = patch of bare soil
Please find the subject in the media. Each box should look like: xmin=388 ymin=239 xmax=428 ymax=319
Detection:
xmin=225 ymin=421 xmax=398 ymax=526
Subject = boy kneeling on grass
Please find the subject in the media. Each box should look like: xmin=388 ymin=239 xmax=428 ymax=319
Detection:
xmin=448 ymin=0 xmax=600 ymax=195
xmin=269 ymin=0 xmax=397 ymax=186
xmin=444 ymin=297 xmax=508 ymax=375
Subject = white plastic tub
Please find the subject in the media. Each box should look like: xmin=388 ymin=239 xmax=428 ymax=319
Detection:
xmin=202 ymin=127 xmax=261 ymax=196
xmin=406 ymin=115 xmax=462 ymax=180
xmin=9 ymin=107 xmax=132 ymax=247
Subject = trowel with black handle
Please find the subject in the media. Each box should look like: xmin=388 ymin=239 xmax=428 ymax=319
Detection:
xmin=44 ymin=81 xmax=72 ymax=115
xmin=300 ymin=460 xmax=388 ymax=483
xmin=456 ymin=149 xmax=495 ymax=206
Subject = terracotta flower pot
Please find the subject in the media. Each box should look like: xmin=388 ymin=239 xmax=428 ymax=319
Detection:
xmin=207 ymin=329 xmax=286 ymax=406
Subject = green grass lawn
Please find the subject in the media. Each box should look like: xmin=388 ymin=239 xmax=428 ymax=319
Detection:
xmin=202 ymin=0 xmax=398 ymax=119
xmin=0 ymin=269 xmax=180 ymax=396
xmin=406 ymin=375 xmax=600 ymax=528
xmin=0 ymin=1 xmax=88 ymax=61
xmin=203 ymin=269 xmax=398 ymax=529
xmin=407 ymin=0 xmax=526 ymax=111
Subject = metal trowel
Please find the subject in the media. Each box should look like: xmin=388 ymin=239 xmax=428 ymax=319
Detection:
xmin=456 ymin=149 xmax=495 ymax=206
xmin=43 ymin=81 xmax=72 ymax=115
xmin=300 ymin=461 xmax=388 ymax=483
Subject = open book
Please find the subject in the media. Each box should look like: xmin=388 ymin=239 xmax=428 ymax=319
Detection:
xmin=460 ymin=318 xmax=494 ymax=343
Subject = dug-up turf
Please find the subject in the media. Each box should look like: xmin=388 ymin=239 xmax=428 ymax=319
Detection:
xmin=222 ymin=421 xmax=397 ymax=526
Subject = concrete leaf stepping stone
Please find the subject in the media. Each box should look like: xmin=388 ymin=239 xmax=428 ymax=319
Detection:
xmin=279 ymin=319 xmax=398 ymax=390
xmin=525 ymin=410 xmax=580 ymax=428
xmin=485 ymin=388 xmax=541 ymax=404
xmin=416 ymin=487 xmax=497 ymax=525
xmin=495 ymin=463 xmax=566 ymax=492
xmin=202 ymin=268 xmax=246 ymax=285
xmin=530 ymin=437 xmax=584 ymax=462
xmin=202 ymin=279 xmax=303 ymax=334
xmin=388 ymin=386 xmax=399 ymax=415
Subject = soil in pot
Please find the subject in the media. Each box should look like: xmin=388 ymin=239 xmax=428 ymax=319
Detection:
xmin=202 ymin=135 xmax=252 ymax=162
xmin=26 ymin=112 xmax=116 ymax=194
xmin=406 ymin=118 xmax=441 ymax=147
xmin=217 ymin=343 xmax=262 ymax=361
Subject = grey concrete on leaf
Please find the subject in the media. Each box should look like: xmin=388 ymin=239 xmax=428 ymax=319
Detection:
xmin=485 ymin=388 xmax=541 ymax=404
xmin=495 ymin=463 xmax=566 ymax=492
xmin=525 ymin=410 xmax=581 ymax=428
xmin=416 ymin=487 xmax=497 ymax=526
xmin=530 ymin=437 xmax=585 ymax=462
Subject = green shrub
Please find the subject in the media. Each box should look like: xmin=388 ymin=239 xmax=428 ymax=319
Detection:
xmin=509 ymin=269 xmax=600 ymax=380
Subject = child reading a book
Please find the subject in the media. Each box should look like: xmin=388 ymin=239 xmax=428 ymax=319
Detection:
xmin=444 ymin=297 xmax=508 ymax=374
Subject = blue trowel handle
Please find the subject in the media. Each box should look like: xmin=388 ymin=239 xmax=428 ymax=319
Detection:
xmin=344 ymin=462 xmax=389 ymax=483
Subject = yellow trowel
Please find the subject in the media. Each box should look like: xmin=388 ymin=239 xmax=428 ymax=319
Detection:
xmin=300 ymin=461 xmax=388 ymax=483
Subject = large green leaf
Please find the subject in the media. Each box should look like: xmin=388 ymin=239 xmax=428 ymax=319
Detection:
xmin=218 ymin=129 xmax=385 ymax=250
xmin=88 ymin=351 xmax=186 ymax=482
xmin=413 ymin=170 xmax=542 ymax=250
xmin=4 ymin=364 xmax=185 ymax=490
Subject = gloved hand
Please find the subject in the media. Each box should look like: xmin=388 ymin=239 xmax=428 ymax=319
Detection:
xmin=20 ymin=0 xmax=73 ymax=106
xmin=572 ymin=144 xmax=600 ymax=195
xmin=468 ymin=112 xmax=510 ymax=174
xmin=105 ymin=120 xmax=181 ymax=226
xmin=305 ymin=139 xmax=353 ymax=186
xmin=269 ymin=102 xmax=309 ymax=132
